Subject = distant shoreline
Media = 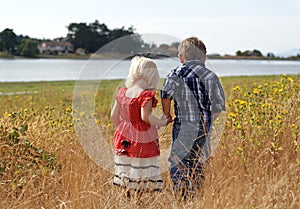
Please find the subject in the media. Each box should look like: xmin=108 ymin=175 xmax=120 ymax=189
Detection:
xmin=1 ymin=52 xmax=300 ymax=61
xmin=207 ymin=55 xmax=300 ymax=61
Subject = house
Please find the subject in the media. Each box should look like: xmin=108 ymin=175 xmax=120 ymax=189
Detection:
xmin=76 ymin=48 xmax=86 ymax=55
xmin=39 ymin=41 xmax=74 ymax=55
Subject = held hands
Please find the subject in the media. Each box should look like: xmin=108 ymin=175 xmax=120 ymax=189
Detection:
xmin=148 ymin=113 xmax=173 ymax=128
xmin=162 ymin=114 xmax=173 ymax=126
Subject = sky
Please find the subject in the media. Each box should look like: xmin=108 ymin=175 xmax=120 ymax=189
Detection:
xmin=1 ymin=0 xmax=300 ymax=56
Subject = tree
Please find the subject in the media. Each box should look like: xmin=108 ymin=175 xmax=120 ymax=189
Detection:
xmin=236 ymin=50 xmax=243 ymax=56
xmin=67 ymin=22 xmax=93 ymax=52
xmin=0 ymin=28 xmax=17 ymax=54
xmin=67 ymin=20 xmax=110 ymax=53
xmin=67 ymin=20 xmax=141 ymax=53
xmin=267 ymin=52 xmax=275 ymax=58
xmin=17 ymin=38 xmax=39 ymax=57
xmin=170 ymin=42 xmax=180 ymax=48
xmin=101 ymin=33 xmax=144 ymax=54
xmin=236 ymin=49 xmax=263 ymax=57
xmin=253 ymin=49 xmax=262 ymax=57
xmin=108 ymin=26 xmax=134 ymax=42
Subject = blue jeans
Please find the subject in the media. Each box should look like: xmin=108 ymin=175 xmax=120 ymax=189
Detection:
xmin=169 ymin=120 xmax=210 ymax=193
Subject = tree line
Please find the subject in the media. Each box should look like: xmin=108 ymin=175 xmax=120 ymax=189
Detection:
xmin=0 ymin=20 xmax=149 ymax=57
xmin=2 ymin=21 xmax=296 ymax=59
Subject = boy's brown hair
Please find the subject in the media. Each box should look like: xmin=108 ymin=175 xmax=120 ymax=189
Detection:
xmin=178 ymin=37 xmax=207 ymax=61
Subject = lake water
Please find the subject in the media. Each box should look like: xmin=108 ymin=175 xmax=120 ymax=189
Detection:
xmin=0 ymin=58 xmax=299 ymax=82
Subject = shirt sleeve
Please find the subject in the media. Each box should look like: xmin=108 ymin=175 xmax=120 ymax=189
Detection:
xmin=208 ymin=77 xmax=226 ymax=113
xmin=160 ymin=73 xmax=180 ymax=100
xmin=140 ymin=90 xmax=158 ymax=107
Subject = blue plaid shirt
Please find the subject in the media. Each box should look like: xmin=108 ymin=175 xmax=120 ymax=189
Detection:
xmin=161 ymin=60 xmax=226 ymax=127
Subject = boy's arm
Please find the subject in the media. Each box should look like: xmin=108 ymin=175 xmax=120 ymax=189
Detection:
xmin=161 ymin=98 xmax=172 ymax=122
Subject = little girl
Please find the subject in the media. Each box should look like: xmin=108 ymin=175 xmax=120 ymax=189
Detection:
xmin=111 ymin=56 xmax=170 ymax=194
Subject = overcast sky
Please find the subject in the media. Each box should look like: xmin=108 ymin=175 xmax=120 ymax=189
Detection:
xmin=1 ymin=0 xmax=299 ymax=55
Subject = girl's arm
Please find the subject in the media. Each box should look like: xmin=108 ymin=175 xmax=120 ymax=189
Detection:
xmin=141 ymin=99 xmax=167 ymax=127
xmin=111 ymin=101 xmax=122 ymax=126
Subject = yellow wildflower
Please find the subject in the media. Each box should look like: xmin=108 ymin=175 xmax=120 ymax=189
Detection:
xmin=253 ymin=88 xmax=259 ymax=95
xmin=73 ymin=118 xmax=80 ymax=122
xmin=239 ymin=100 xmax=246 ymax=105
xmin=228 ymin=113 xmax=237 ymax=118
xmin=232 ymin=86 xmax=241 ymax=91
xmin=261 ymin=103 xmax=271 ymax=109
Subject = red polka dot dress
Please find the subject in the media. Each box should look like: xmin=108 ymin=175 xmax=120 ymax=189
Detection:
xmin=113 ymin=87 xmax=163 ymax=191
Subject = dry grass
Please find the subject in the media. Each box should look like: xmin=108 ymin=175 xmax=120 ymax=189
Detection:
xmin=0 ymin=75 xmax=299 ymax=209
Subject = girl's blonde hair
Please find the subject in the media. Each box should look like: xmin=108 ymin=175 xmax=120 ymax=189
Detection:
xmin=125 ymin=56 xmax=160 ymax=89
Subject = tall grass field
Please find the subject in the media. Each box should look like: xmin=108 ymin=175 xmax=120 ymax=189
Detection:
xmin=0 ymin=75 xmax=299 ymax=208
